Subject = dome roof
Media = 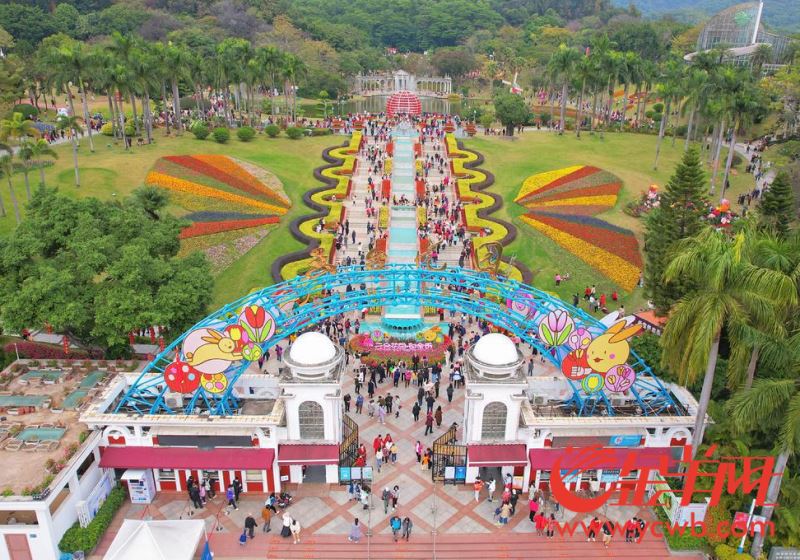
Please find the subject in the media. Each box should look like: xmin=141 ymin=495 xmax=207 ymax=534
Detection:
xmin=472 ymin=333 xmax=518 ymax=366
xmin=288 ymin=332 xmax=337 ymax=365
xmin=386 ymin=90 xmax=422 ymax=117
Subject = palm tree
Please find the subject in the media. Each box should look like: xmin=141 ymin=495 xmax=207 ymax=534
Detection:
xmin=681 ymin=66 xmax=709 ymax=152
xmin=0 ymin=111 xmax=40 ymax=144
xmin=20 ymin=138 xmax=57 ymax=191
xmin=574 ymin=55 xmax=597 ymax=138
xmin=281 ymin=53 xmax=307 ymax=123
xmin=653 ymin=58 xmax=683 ymax=169
xmin=56 ymin=115 xmax=83 ymax=187
xmin=165 ymin=42 xmax=192 ymax=134
xmin=660 ymin=228 xmax=791 ymax=458
xmin=728 ymin=372 xmax=800 ymax=557
xmin=128 ymin=43 xmax=160 ymax=144
xmin=547 ymin=44 xmax=581 ymax=135
xmin=0 ymin=154 xmax=21 ymax=224
xmin=45 ymin=40 xmax=96 ymax=153
xmin=257 ymin=46 xmax=284 ymax=116
xmin=750 ymin=44 xmax=773 ymax=77
xmin=719 ymin=69 xmax=762 ymax=201
xmin=601 ymin=50 xmax=624 ymax=130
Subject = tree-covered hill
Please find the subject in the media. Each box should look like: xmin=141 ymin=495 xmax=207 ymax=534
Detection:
xmin=614 ymin=0 xmax=800 ymax=33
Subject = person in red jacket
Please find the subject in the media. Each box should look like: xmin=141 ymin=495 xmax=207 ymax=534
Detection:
xmin=534 ymin=511 xmax=547 ymax=536
xmin=587 ymin=516 xmax=601 ymax=542
xmin=373 ymin=434 xmax=383 ymax=454
xmin=624 ymin=517 xmax=636 ymax=543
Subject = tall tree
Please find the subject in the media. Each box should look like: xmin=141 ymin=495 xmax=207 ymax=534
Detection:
xmin=652 ymin=57 xmax=683 ymax=169
xmin=0 ymin=154 xmax=20 ymax=224
xmin=759 ymin=171 xmax=796 ymax=238
xmin=493 ymin=91 xmax=530 ymax=136
xmin=20 ymin=138 xmax=57 ymax=192
xmin=660 ymin=228 xmax=788 ymax=458
xmin=547 ymin=44 xmax=580 ymax=135
xmin=644 ymin=148 xmax=709 ymax=314
xmin=56 ymin=115 xmax=83 ymax=187
xmin=0 ymin=111 xmax=39 ymax=145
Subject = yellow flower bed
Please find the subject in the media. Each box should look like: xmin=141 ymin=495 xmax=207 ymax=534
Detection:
xmin=282 ymin=135 xmax=358 ymax=279
xmin=515 ymin=165 xmax=584 ymax=202
xmin=417 ymin=206 xmax=427 ymax=226
xmin=384 ymin=158 xmax=392 ymax=174
xmin=526 ymin=195 xmax=617 ymax=209
xmin=415 ymin=159 xmax=422 ymax=173
xmin=145 ymin=171 xmax=288 ymax=215
xmin=379 ymin=206 xmax=389 ymax=229
xmin=520 ymin=215 xmax=640 ymax=291
xmin=445 ymin=133 xmax=523 ymax=279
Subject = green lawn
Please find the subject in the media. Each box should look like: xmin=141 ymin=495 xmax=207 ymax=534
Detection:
xmin=466 ymin=131 xmax=754 ymax=313
xmin=0 ymin=130 xmax=332 ymax=308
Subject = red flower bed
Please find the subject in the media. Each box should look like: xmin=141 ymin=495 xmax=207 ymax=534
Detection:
xmin=530 ymin=204 xmax=609 ymax=216
xmin=531 ymin=182 xmax=622 ymax=204
xmin=517 ymin=166 xmax=599 ymax=203
xmin=3 ymin=341 xmax=101 ymax=360
xmin=523 ymin=170 xmax=620 ymax=202
xmin=166 ymin=156 xmax=287 ymax=206
xmin=529 ymin=212 xmax=642 ymax=266
xmin=179 ymin=216 xmax=280 ymax=239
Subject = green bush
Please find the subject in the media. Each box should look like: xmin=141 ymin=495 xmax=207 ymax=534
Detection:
xmin=652 ymin=102 xmax=664 ymax=114
xmin=179 ymin=96 xmax=211 ymax=112
xmin=100 ymin=122 xmax=114 ymax=136
xmin=778 ymin=140 xmax=800 ymax=161
xmin=714 ymin=544 xmax=752 ymax=560
xmin=59 ymin=486 xmax=126 ymax=553
xmin=191 ymin=124 xmax=209 ymax=140
xmin=539 ymin=112 xmax=551 ymax=124
xmin=211 ymin=127 xmax=230 ymax=143
xmin=309 ymin=128 xmax=333 ymax=136
xmin=13 ymin=104 xmax=38 ymax=119
xmin=285 ymin=126 xmax=304 ymax=140
xmin=645 ymin=110 xmax=655 ymax=119
xmin=236 ymin=126 xmax=256 ymax=142
xmin=652 ymin=113 xmax=663 ymax=123
xmin=264 ymin=124 xmax=281 ymax=138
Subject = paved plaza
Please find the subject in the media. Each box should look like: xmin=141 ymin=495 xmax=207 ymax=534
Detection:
xmin=91 ymin=366 xmax=697 ymax=559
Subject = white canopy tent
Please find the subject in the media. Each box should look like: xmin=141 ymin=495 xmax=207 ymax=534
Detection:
xmin=103 ymin=519 xmax=205 ymax=560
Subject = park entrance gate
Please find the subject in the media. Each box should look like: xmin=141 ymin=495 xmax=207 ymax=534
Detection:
xmin=432 ymin=424 xmax=466 ymax=483
xmin=338 ymin=414 xmax=359 ymax=485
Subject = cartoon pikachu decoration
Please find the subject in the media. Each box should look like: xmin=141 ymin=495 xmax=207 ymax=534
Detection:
xmin=185 ymin=329 xmax=243 ymax=369
xmin=585 ymin=320 xmax=642 ymax=374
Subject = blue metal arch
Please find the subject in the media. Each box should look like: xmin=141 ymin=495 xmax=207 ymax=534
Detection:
xmin=115 ymin=265 xmax=683 ymax=418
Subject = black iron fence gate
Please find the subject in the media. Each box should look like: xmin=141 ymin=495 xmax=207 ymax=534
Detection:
xmin=432 ymin=424 xmax=466 ymax=483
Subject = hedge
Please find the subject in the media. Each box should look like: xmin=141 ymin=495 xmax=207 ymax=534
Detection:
xmin=59 ymin=486 xmax=126 ymax=554
xmin=13 ymin=104 xmax=38 ymax=119
xmin=3 ymin=341 xmax=103 ymax=360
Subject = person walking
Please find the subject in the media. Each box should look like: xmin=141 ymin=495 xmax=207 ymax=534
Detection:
xmin=280 ymin=514 xmax=293 ymax=538
xmin=291 ymin=518 xmax=302 ymax=544
xmin=343 ymin=393 xmax=351 ymax=412
xmin=348 ymin=518 xmax=362 ymax=543
xmin=510 ymin=489 xmax=519 ymax=516
xmin=473 ymin=477 xmax=484 ymax=502
xmin=534 ymin=511 xmax=547 ymax=536
xmin=390 ymin=441 xmax=398 ymax=463
xmin=375 ymin=448 xmax=383 ymax=473
xmin=402 ymin=516 xmax=413 ymax=541
xmin=244 ymin=513 xmax=258 ymax=539
xmin=189 ymin=484 xmax=203 ymax=509
xmin=446 ymin=382 xmax=454 ymax=403
xmin=424 ymin=411 xmax=434 ymax=435
xmin=434 ymin=405 xmax=443 ymax=427
xmin=426 ymin=393 xmax=435 ymax=414
xmin=546 ymin=514 xmax=557 ymax=538
xmin=226 ymin=484 xmax=238 ymax=510
xmin=391 ymin=485 xmax=399 ymax=510
xmin=390 ymin=515 xmax=402 ymax=541
xmin=601 ymin=519 xmax=614 ymax=547
xmin=261 ymin=504 xmax=272 ymax=533
xmin=382 ymin=487 xmax=391 ymax=514
xmin=487 ymin=478 xmax=496 ymax=502
xmin=415 ymin=440 xmax=423 ymax=463
xmin=417 ymin=386 xmax=425 ymax=406
xmin=233 ymin=477 xmax=243 ymax=502
xmin=412 ymin=401 xmax=421 ymax=421
xmin=498 ymin=502 xmax=511 ymax=525
xmin=528 ymin=496 xmax=538 ymax=521
xmin=355 ymin=393 xmax=364 ymax=413
xmin=587 ymin=516 xmax=600 ymax=542
xmin=360 ymin=487 xmax=371 ymax=510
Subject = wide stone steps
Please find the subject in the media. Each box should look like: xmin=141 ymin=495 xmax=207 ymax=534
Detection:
xmin=210 ymin=533 xmax=692 ymax=559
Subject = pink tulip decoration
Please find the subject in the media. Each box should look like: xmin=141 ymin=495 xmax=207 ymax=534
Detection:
xmin=538 ymin=310 xmax=574 ymax=347
xmin=507 ymin=292 xmax=537 ymax=320
xmin=603 ymin=364 xmax=636 ymax=393
xmin=566 ymin=328 xmax=592 ymax=352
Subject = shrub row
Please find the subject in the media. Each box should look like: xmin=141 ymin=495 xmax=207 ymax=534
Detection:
xmin=59 ymin=486 xmax=126 ymax=554
xmin=3 ymin=341 xmax=103 ymax=360
xmin=190 ymin=124 xmax=332 ymax=141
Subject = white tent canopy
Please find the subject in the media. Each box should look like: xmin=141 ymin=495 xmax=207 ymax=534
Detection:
xmin=103 ymin=519 xmax=205 ymax=560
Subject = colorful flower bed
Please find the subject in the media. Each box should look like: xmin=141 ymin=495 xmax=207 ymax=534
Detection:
xmin=516 ymin=165 xmax=641 ymax=291
xmin=145 ymin=156 xmax=291 ymax=245
xmin=178 ymin=216 xmax=279 ymax=239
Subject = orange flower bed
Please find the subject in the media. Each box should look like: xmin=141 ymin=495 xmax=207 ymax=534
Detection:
xmin=179 ymin=216 xmax=279 ymax=239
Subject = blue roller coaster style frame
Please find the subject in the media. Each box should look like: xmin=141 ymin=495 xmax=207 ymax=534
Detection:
xmin=115 ymin=265 xmax=683 ymax=418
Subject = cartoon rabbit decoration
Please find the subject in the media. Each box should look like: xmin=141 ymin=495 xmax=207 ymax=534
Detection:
xmin=185 ymin=329 xmax=242 ymax=369
xmin=585 ymin=320 xmax=642 ymax=374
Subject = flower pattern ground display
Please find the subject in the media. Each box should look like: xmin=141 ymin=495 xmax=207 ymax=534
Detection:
xmin=144 ymin=155 xmax=292 ymax=272
xmin=516 ymin=166 xmax=642 ymax=291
